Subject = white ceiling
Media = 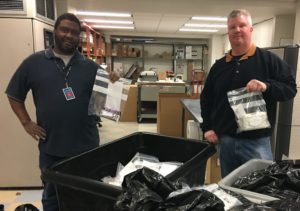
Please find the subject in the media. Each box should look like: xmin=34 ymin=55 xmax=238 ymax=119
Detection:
xmin=60 ymin=0 xmax=297 ymax=38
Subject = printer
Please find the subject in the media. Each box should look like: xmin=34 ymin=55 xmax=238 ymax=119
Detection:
xmin=138 ymin=70 xmax=158 ymax=82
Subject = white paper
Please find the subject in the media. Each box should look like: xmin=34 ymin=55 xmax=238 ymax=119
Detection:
xmin=105 ymin=81 xmax=123 ymax=111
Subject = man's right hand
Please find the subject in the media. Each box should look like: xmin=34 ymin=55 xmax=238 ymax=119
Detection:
xmin=106 ymin=63 xmax=120 ymax=83
xmin=204 ymin=130 xmax=219 ymax=144
xmin=23 ymin=120 xmax=46 ymax=141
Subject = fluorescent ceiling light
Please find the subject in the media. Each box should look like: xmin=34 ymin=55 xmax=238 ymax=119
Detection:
xmin=83 ymin=19 xmax=133 ymax=24
xmin=185 ymin=23 xmax=226 ymax=28
xmin=76 ymin=11 xmax=132 ymax=17
xmin=192 ymin=16 xmax=227 ymax=21
xmin=179 ymin=28 xmax=218 ymax=32
xmin=92 ymin=25 xmax=135 ymax=29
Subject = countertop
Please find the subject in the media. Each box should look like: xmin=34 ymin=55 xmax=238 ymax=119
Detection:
xmin=180 ymin=98 xmax=203 ymax=123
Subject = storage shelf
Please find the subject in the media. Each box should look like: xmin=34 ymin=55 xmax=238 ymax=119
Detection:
xmin=110 ymin=39 xmax=208 ymax=82
xmin=80 ymin=25 xmax=105 ymax=64
xmin=175 ymin=58 xmax=202 ymax=61
xmin=113 ymin=56 xmax=143 ymax=59
xmin=144 ymin=57 xmax=173 ymax=60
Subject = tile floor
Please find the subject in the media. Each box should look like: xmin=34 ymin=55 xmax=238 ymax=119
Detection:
xmin=0 ymin=190 xmax=43 ymax=211
xmin=0 ymin=118 xmax=157 ymax=211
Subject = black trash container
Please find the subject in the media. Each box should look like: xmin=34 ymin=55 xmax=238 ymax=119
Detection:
xmin=42 ymin=132 xmax=215 ymax=211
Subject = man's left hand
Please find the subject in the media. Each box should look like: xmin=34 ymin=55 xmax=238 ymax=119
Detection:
xmin=246 ymin=79 xmax=267 ymax=92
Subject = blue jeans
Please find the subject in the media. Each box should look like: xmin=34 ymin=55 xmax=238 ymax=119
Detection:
xmin=218 ymin=135 xmax=273 ymax=178
xmin=39 ymin=152 xmax=66 ymax=211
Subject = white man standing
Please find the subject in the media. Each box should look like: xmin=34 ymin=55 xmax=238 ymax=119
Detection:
xmin=200 ymin=9 xmax=297 ymax=177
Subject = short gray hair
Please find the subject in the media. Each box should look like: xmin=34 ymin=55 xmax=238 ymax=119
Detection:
xmin=227 ymin=9 xmax=252 ymax=26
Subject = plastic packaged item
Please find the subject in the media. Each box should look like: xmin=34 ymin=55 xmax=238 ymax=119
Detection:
xmin=88 ymin=68 xmax=131 ymax=121
xmin=101 ymin=152 xmax=183 ymax=187
xmin=227 ymin=87 xmax=270 ymax=132
xmin=195 ymin=184 xmax=242 ymax=210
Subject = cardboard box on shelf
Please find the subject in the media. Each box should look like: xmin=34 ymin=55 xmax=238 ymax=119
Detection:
xmin=127 ymin=48 xmax=134 ymax=57
xmin=158 ymin=72 xmax=167 ymax=80
xmin=111 ymin=48 xmax=117 ymax=56
xmin=186 ymin=61 xmax=194 ymax=81
xmin=193 ymin=69 xmax=205 ymax=81
xmin=117 ymin=43 xmax=122 ymax=56
xmin=120 ymin=85 xmax=137 ymax=122
xmin=205 ymin=154 xmax=222 ymax=184
xmin=105 ymin=43 xmax=112 ymax=56
xmin=161 ymin=51 xmax=172 ymax=59
xmin=122 ymin=44 xmax=128 ymax=57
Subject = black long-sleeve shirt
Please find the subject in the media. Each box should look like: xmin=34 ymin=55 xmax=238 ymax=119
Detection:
xmin=200 ymin=45 xmax=297 ymax=138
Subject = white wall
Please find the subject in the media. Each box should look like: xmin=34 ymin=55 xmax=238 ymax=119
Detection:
xmin=294 ymin=1 xmax=300 ymax=45
xmin=221 ymin=14 xmax=295 ymax=51
xmin=33 ymin=20 xmax=54 ymax=51
xmin=273 ymin=15 xmax=295 ymax=46
xmin=208 ymin=35 xmax=224 ymax=69
xmin=209 ymin=18 xmax=276 ymax=71
xmin=252 ymin=18 xmax=275 ymax=47
xmin=294 ymin=0 xmax=300 ymax=87
xmin=223 ymin=18 xmax=275 ymax=50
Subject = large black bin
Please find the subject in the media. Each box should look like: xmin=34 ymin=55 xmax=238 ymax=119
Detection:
xmin=42 ymin=132 xmax=215 ymax=211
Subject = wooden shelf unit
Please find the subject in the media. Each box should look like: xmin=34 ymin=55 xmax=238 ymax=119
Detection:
xmin=80 ymin=24 xmax=105 ymax=64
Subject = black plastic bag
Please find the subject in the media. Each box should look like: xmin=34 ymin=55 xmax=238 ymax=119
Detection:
xmin=115 ymin=167 xmax=176 ymax=210
xmin=162 ymin=189 xmax=224 ymax=211
xmin=15 ymin=203 xmax=39 ymax=211
xmin=232 ymin=160 xmax=300 ymax=197
xmin=122 ymin=166 xmax=177 ymax=199
xmin=231 ymin=160 xmax=300 ymax=209
xmin=225 ymin=190 xmax=276 ymax=211
xmin=114 ymin=167 xmax=225 ymax=211
xmin=229 ymin=204 xmax=276 ymax=211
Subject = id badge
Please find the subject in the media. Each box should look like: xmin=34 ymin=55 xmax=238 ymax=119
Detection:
xmin=62 ymin=87 xmax=76 ymax=101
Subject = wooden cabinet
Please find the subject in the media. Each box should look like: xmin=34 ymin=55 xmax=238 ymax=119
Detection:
xmin=120 ymin=85 xmax=138 ymax=122
xmin=137 ymin=82 xmax=187 ymax=122
xmin=80 ymin=26 xmax=105 ymax=64
xmin=157 ymin=93 xmax=198 ymax=137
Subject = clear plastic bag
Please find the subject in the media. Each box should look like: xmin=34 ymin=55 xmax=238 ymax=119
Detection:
xmin=101 ymin=152 xmax=182 ymax=187
xmin=227 ymin=87 xmax=270 ymax=133
xmin=88 ymin=67 xmax=131 ymax=121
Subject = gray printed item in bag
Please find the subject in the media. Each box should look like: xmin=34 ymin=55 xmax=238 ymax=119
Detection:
xmin=227 ymin=87 xmax=270 ymax=133
xmin=88 ymin=68 xmax=131 ymax=121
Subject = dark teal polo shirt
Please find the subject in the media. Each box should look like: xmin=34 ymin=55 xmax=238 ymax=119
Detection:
xmin=6 ymin=48 xmax=100 ymax=157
